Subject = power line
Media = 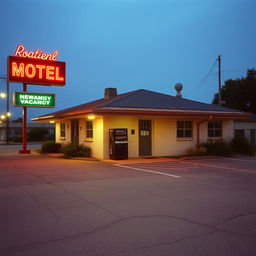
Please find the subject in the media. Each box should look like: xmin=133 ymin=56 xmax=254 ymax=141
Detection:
xmin=195 ymin=59 xmax=218 ymax=88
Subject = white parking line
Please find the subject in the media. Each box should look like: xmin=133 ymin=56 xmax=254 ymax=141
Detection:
xmin=224 ymin=158 xmax=256 ymax=163
xmin=114 ymin=164 xmax=181 ymax=178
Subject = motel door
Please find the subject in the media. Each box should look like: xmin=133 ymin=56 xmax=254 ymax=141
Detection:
xmin=139 ymin=120 xmax=152 ymax=156
xmin=71 ymin=119 xmax=79 ymax=145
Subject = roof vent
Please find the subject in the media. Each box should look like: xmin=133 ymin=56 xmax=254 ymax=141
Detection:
xmin=175 ymin=83 xmax=183 ymax=98
xmin=104 ymin=88 xmax=117 ymax=99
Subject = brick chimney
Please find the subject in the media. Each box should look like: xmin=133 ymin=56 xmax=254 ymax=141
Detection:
xmin=104 ymin=88 xmax=117 ymax=99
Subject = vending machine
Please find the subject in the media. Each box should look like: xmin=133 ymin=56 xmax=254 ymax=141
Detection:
xmin=109 ymin=128 xmax=128 ymax=160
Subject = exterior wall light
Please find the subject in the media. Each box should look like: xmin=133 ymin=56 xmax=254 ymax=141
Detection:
xmin=0 ymin=92 xmax=6 ymax=98
xmin=49 ymin=121 xmax=55 ymax=123
xmin=87 ymin=115 xmax=95 ymax=120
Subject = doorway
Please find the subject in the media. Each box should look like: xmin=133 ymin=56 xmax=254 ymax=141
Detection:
xmin=139 ymin=120 xmax=152 ymax=156
xmin=71 ymin=119 xmax=79 ymax=145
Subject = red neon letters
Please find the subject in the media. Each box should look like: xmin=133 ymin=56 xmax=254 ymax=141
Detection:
xmin=14 ymin=45 xmax=59 ymax=61
xmin=8 ymin=56 xmax=66 ymax=86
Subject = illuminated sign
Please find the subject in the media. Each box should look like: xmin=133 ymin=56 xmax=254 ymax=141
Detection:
xmin=8 ymin=56 xmax=66 ymax=86
xmin=13 ymin=92 xmax=55 ymax=108
xmin=14 ymin=45 xmax=59 ymax=61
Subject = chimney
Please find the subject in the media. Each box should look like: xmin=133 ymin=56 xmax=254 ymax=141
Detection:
xmin=104 ymin=88 xmax=117 ymax=99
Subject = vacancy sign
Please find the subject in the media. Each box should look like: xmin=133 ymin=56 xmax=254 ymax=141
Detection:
xmin=13 ymin=92 xmax=55 ymax=108
xmin=8 ymin=45 xmax=66 ymax=86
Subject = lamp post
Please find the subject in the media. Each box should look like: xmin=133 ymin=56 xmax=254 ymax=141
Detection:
xmin=0 ymin=76 xmax=10 ymax=144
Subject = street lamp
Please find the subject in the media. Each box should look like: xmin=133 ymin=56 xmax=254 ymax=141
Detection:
xmin=0 ymin=76 xmax=10 ymax=144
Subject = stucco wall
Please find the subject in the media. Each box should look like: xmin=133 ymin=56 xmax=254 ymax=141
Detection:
xmin=55 ymin=117 xmax=235 ymax=159
xmin=153 ymin=118 xmax=197 ymax=156
xmin=80 ymin=117 xmax=104 ymax=159
xmin=199 ymin=119 xmax=233 ymax=144
xmin=55 ymin=120 xmax=71 ymax=144
xmin=103 ymin=116 xmax=138 ymax=159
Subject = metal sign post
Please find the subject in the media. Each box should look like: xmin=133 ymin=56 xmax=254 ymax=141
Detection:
xmin=19 ymin=83 xmax=31 ymax=154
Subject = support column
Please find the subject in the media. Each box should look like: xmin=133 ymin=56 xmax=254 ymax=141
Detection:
xmin=19 ymin=83 xmax=31 ymax=154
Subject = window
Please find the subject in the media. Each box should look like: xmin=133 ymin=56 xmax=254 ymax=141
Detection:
xmin=208 ymin=121 xmax=222 ymax=138
xmin=60 ymin=123 xmax=65 ymax=137
xmin=177 ymin=121 xmax=192 ymax=138
xmin=86 ymin=121 xmax=93 ymax=139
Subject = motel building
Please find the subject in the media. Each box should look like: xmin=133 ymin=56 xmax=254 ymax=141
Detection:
xmin=32 ymin=87 xmax=250 ymax=160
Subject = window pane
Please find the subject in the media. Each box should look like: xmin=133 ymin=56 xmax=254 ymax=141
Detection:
xmin=208 ymin=130 xmax=214 ymax=137
xmin=208 ymin=122 xmax=214 ymax=129
xmin=185 ymin=121 xmax=192 ymax=129
xmin=177 ymin=121 xmax=183 ymax=129
xmin=215 ymin=130 xmax=221 ymax=137
xmin=185 ymin=130 xmax=192 ymax=137
xmin=177 ymin=130 xmax=183 ymax=138
xmin=215 ymin=121 xmax=222 ymax=129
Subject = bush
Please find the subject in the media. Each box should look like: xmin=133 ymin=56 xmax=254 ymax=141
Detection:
xmin=41 ymin=141 xmax=62 ymax=153
xmin=201 ymin=140 xmax=233 ymax=156
xmin=62 ymin=143 xmax=91 ymax=158
xmin=231 ymin=134 xmax=256 ymax=155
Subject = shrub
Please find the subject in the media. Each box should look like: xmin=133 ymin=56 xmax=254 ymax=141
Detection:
xmin=41 ymin=141 xmax=62 ymax=153
xmin=201 ymin=140 xmax=233 ymax=156
xmin=62 ymin=143 xmax=91 ymax=158
xmin=231 ymin=134 xmax=256 ymax=155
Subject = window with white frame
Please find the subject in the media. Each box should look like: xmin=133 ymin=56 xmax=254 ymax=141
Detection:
xmin=60 ymin=123 xmax=66 ymax=137
xmin=208 ymin=121 xmax=222 ymax=138
xmin=86 ymin=121 xmax=93 ymax=139
xmin=177 ymin=121 xmax=193 ymax=138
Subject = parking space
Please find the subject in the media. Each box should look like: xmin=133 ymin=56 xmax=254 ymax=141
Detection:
xmin=1 ymin=146 xmax=256 ymax=256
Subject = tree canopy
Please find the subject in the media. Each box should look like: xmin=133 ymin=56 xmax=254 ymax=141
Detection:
xmin=212 ymin=69 xmax=256 ymax=114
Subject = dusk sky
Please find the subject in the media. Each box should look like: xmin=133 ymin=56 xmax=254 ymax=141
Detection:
xmin=1 ymin=0 xmax=256 ymax=120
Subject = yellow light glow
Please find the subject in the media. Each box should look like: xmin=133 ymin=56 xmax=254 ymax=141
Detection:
xmin=0 ymin=92 xmax=6 ymax=98
xmin=87 ymin=115 xmax=95 ymax=120
xmin=49 ymin=121 xmax=55 ymax=123
xmin=1 ymin=115 xmax=6 ymax=120
xmin=6 ymin=112 xmax=11 ymax=117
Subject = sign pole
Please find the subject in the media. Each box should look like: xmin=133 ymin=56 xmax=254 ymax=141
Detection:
xmin=19 ymin=83 xmax=31 ymax=154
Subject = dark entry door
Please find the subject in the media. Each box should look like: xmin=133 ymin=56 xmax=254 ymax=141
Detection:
xmin=139 ymin=120 xmax=152 ymax=156
xmin=71 ymin=119 xmax=79 ymax=145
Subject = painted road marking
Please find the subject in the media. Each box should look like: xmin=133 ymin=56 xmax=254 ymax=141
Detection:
xmin=180 ymin=160 xmax=256 ymax=174
xmin=114 ymin=164 xmax=181 ymax=178
xmin=224 ymin=158 xmax=256 ymax=163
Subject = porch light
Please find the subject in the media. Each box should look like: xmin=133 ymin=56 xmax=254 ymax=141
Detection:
xmin=87 ymin=115 xmax=95 ymax=120
xmin=49 ymin=121 xmax=55 ymax=123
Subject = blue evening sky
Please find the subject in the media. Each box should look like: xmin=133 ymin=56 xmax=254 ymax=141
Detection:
xmin=0 ymin=0 xmax=255 ymax=120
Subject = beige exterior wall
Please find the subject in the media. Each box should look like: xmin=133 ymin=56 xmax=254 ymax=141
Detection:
xmin=55 ymin=120 xmax=71 ymax=144
xmin=103 ymin=116 xmax=138 ymax=159
xmin=55 ymin=116 xmax=234 ymax=159
xmin=153 ymin=118 xmax=197 ymax=156
xmin=199 ymin=119 xmax=233 ymax=143
xmin=80 ymin=117 xmax=104 ymax=159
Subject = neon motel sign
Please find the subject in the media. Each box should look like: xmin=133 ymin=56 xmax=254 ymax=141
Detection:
xmin=8 ymin=45 xmax=66 ymax=86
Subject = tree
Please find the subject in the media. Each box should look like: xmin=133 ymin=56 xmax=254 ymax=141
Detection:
xmin=213 ymin=69 xmax=256 ymax=113
xmin=28 ymin=127 xmax=49 ymax=141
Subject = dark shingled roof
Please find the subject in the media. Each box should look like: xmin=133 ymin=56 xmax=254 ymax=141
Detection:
xmin=100 ymin=89 xmax=240 ymax=112
xmin=33 ymin=89 xmax=246 ymax=120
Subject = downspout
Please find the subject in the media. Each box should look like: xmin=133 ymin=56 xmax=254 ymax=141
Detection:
xmin=197 ymin=115 xmax=212 ymax=148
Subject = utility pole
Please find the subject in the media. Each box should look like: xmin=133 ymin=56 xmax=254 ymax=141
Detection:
xmin=218 ymin=55 xmax=221 ymax=106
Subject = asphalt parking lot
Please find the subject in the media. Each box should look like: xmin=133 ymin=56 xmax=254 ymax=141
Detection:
xmin=0 ymin=145 xmax=256 ymax=256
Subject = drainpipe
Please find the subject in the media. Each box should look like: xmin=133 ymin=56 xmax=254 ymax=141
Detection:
xmin=197 ymin=115 xmax=212 ymax=148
